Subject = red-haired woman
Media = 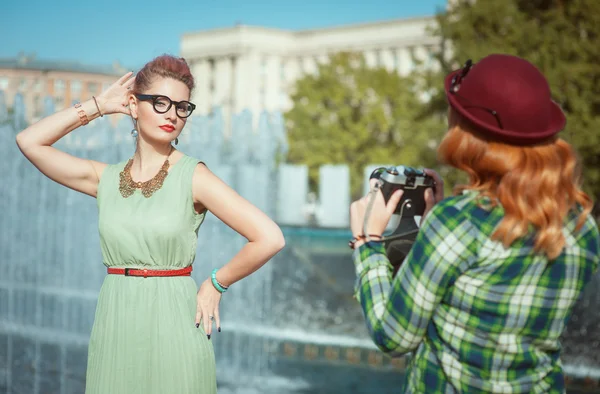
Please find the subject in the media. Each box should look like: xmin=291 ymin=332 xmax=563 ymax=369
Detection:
xmin=349 ymin=54 xmax=599 ymax=393
xmin=16 ymin=55 xmax=285 ymax=393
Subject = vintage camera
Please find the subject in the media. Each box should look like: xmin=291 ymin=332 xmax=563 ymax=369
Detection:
xmin=369 ymin=166 xmax=436 ymax=273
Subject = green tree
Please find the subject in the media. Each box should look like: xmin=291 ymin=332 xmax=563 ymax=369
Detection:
xmin=285 ymin=52 xmax=446 ymax=199
xmin=422 ymin=0 xmax=600 ymax=217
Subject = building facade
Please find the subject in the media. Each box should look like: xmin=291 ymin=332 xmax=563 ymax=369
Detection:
xmin=0 ymin=54 xmax=126 ymax=123
xmin=180 ymin=16 xmax=442 ymax=130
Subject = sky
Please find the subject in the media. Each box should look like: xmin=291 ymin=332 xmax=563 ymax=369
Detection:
xmin=1 ymin=0 xmax=447 ymax=70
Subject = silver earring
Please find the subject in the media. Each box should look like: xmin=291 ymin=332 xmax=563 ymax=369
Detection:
xmin=131 ymin=129 xmax=138 ymax=138
xmin=174 ymin=137 xmax=179 ymax=145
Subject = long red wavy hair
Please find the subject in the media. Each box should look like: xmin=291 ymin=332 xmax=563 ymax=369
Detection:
xmin=438 ymin=109 xmax=592 ymax=260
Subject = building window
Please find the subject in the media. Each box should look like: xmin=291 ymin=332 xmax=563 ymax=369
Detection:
xmin=0 ymin=77 xmax=9 ymax=91
xmin=19 ymin=78 xmax=28 ymax=91
xmin=88 ymin=82 xmax=98 ymax=94
xmin=34 ymin=95 xmax=43 ymax=117
xmin=33 ymin=79 xmax=42 ymax=91
xmin=54 ymin=96 xmax=65 ymax=110
xmin=71 ymin=80 xmax=82 ymax=94
xmin=55 ymin=79 xmax=65 ymax=92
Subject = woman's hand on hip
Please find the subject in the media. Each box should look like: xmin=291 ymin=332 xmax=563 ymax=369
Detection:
xmin=195 ymin=279 xmax=222 ymax=339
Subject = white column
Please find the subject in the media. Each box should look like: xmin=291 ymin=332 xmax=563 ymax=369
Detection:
xmin=380 ymin=48 xmax=395 ymax=72
xmin=316 ymin=54 xmax=328 ymax=64
xmin=277 ymin=164 xmax=309 ymax=226
xmin=302 ymin=56 xmax=317 ymax=75
xmin=413 ymin=46 xmax=428 ymax=70
xmin=191 ymin=59 xmax=210 ymax=115
xmin=284 ymin=57 xmax=300 ymax=86
xmin=364 ymin=50 xmax=378 ymax=68
xmin=318 ymin=165 xmax=350 ymax=228
xmin=396 ymin=47 xmax=413 ymax=76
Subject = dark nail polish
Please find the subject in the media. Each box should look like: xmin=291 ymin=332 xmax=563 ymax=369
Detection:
xmin=218 ymin=327 xmax=221 ymax=333
xmin=195 ymin=323 xmax=199 ymax=328
xmin=207 ymin=334 xmax=211 ymax=340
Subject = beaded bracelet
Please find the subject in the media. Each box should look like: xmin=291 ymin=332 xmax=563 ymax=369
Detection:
xmin=211 ymin=268 xmax=229 ymax=293
xmin=348 ymin=234 xmax=383 ymax=249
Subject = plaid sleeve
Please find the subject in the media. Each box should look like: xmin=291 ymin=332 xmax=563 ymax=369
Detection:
xmin=353 ymin=200 xmax=479 ymax=355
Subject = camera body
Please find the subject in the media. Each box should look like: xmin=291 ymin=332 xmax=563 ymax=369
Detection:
xmin=369 ymin=166 xmax=436 ymax=217
xmin=369 ymin=166 xmax=436 ymax=273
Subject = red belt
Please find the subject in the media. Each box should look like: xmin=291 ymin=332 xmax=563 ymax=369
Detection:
xmin=107 ymin=266 xmax=193 ymax=278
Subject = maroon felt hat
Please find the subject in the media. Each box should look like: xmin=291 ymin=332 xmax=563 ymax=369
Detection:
xmin=444 ymin=54 xmax=566 ymax=145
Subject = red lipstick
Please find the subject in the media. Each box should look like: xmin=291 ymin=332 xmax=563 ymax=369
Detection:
xmin=160 ymin=124 xmax=175 ymax=132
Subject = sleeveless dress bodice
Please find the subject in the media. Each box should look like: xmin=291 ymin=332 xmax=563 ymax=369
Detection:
xmin=97 ymin=155 xmax=205 ymax=269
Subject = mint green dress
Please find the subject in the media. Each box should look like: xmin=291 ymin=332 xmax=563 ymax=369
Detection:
xmin=85 ymin=155 xmax=217 ymax=394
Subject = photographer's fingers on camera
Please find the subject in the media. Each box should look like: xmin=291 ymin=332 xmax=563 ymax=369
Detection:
xmin=386 ymin=189 xmax=404 ymax=216
xmin=423 ymin=168 xmax=444 ymax=202
xmin=424 ymin=188 xmax=435 ymax=212
xmin=368 ymin=178 xmax=381 ymax=193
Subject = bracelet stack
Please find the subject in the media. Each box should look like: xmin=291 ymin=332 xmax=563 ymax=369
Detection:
xmin=348 ymin=234 xmax=383 ymax=249
xmin=74 ymin=96 xmax=103 ymax=127
xmin=211 ymin=268 xmax=229 ymax=293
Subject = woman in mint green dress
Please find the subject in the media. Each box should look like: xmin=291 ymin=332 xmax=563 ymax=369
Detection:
xmin=16 ymin=55 xmax=286 ymax=393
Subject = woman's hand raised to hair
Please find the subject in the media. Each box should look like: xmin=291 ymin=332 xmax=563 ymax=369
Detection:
xmin=95 ymin=72 xmax=136 ymax=116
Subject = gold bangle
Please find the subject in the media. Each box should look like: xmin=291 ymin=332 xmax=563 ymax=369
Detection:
xmin=92 ymin=96 xmax=103 ymax=117
xmin=74 ymin=103 xmax=89 ymax=126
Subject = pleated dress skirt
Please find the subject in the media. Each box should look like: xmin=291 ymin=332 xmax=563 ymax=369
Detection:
xmin=85 ymin=275 xmax=217 ymax=394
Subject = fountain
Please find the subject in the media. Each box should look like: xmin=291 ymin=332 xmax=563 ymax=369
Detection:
xmin=0 ymin=94 xmax=290 ymax=393
xmin=1 ymin=93 xmax=599 ymax=393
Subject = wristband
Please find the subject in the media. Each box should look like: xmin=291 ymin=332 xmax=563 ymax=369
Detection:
xmin=348 ymin=234 xmax=382 ymax=249
xmin=211 ymin=268 xmax=228 ymax=293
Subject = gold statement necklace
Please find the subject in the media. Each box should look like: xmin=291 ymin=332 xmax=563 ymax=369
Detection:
xmin=119 ymin=150 xmax=173 ymax=198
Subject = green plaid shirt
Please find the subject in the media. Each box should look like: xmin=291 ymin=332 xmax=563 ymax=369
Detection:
xmin=353 ymin=191 xmax=599 ymax=393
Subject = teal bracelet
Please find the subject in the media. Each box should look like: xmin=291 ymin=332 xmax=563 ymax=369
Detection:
xmin=211 ymin=268 xmax=228 ymax=293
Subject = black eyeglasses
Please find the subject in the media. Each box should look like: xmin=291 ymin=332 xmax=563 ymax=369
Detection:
xmin=135 ymin=94 xmax=196 ymax=119
xmin=450 ymin=59 xmax=504 ymax=129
